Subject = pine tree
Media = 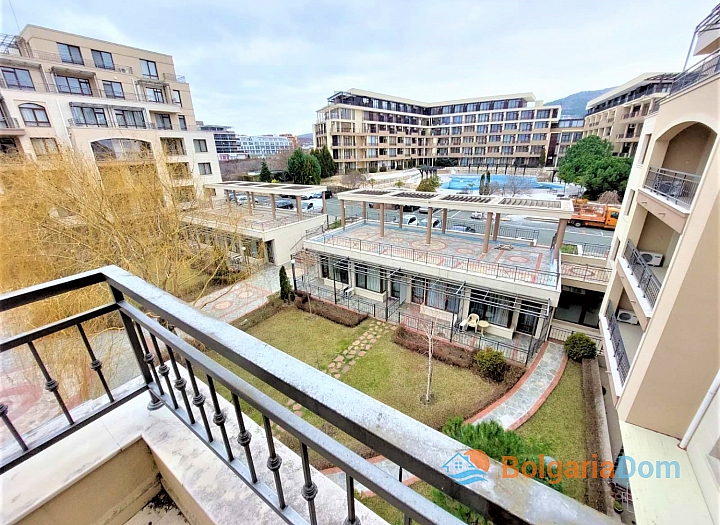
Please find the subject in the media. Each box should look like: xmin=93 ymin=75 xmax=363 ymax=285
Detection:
xmin=259 ymin=160 xmax=272 ymax=183
xmin=279 ymin=266 xmax=294 ymax=302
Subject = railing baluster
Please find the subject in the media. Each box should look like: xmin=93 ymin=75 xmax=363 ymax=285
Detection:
xmin=263 ymin=416 xmax=286 ymax=509
xmin=27 ymin=341 xmax=73 ymax=424
xmin=300 ymin=442 xmax=319 ymax=525
xmin=0 ymin=403 xmax=28 ymax=452
xmin=76 ymin=323 xmax=113 ymax=402
xmin=232 ymin=393 xmax=258 ymax=483
xmin=345 ymin=475 xmax=361 ymax=525
xmin=165 ymin=344 xmax=195 ymax=424
xmin=150 ymin=334 xmax=177 ymax=409
xmin=206 ymin=376 xmax=233 ymax=460
xmin=134 ymin=323 xmax=165 ymax=396
xmin=185 ymin=359 xmax=213 ymax=441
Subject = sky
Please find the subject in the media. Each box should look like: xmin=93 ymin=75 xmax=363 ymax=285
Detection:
xmin=2 ymin=0 xmax=716 ymax=135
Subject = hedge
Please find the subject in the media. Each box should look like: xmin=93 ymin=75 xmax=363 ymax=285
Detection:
xmin=294 ymin=291 xmax=367 ymax=327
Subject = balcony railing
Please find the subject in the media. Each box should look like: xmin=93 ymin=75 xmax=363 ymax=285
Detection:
xmin=561 ymin=262 xmax=611 ymax=283
xmin=643 ymin=166 xmax=701 ymax=209
xmin=163 ymin=73 xmax=187 ymax=83
xmin=548 ymin=325 xmax=604 ymax=351
xmin=561 ymin=242 xmax=610 ymax=259
xmin=670 ymin=48 xmax=720 ymax=96
xmin=0 ymin=116 xmax=21 ymax=129
xmin=616 ymin=132 xmax=635 ymax=139
xmin=622 ymin=240 xmax=662 ymax=308
xmin=604 ymin=301 xmax=630 ymax=384
xmin=0 ymin=41 xmax=134 ymax=73
xmin=309 ymin=233 xmax=560 ymax=287
xmin=0 ymin=266 xmax=614 ymax=524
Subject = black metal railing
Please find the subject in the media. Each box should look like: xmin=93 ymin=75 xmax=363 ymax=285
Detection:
xmin=561 ymin=262 xmax=611 ymax=283
xmin=0 ymin=266 xmax=613 ymax=523
xmin=561 ymin=243 xmax=610 ymax=259
xmin=548 ymin=326 xmax=604 ymax=352
xmin=603 ymin=301 xmax=630 ymax=384
xmin=622 ymin=240 xmax=662 ymax=308
xmin=643 ymin=166 xmax=701 ymax=209
xmin=670 ymin=48 xmax=720 ymax=95
xmin=309 ymin=234 xmax=559 ymax=287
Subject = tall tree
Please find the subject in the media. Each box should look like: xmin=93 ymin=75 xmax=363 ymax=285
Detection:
xmin=259 ymin=160 xmax=272 ymax=183
xmin=311 ymin=145 xmax=337 ymax=179
xmin=558 ymin=136 xmax=631 ymax=199
xmin=299 ymin=154 xmax=322 ymax=185
xmin=286 ymin=148 xmax=305 ymax=182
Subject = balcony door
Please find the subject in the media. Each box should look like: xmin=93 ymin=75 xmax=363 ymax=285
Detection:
xmin=516 ymin=302 xmax=539 ymax=335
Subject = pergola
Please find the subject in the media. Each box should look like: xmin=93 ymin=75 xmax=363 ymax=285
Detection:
xmin=337 ymin=189 xmax=574 ymax=260
xmin=205 ymin=181 xmax=328 ymax=220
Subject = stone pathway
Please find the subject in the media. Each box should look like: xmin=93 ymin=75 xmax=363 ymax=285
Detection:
xmin=320 ymin=341 xmax=568 ymax=494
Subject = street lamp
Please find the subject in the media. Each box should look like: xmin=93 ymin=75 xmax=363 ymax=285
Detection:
xmin=241 ymin=246 xmax=248 ymax=267
xmin=290 ymin=258 xmax=297 ymax=292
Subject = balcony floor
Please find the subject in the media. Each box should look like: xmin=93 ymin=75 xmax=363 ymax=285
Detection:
xmin=319 ymin=222 xmax=556 ymax=275
xmin=617 ymin=321 xmax=643 ymax=363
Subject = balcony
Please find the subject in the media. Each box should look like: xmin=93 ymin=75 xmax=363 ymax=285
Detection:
xmin=621 ymin=240 xmax=662 ymax=309
xmin=602 ymin=301 xmax=632 ymax=385
xmin=0 ymin=266 xmax=614 ymax=525
xmin=643 ymin=166 xmax=701 ymax=209
xmin=669 ymin=48 xmax=720 ymax=96
xmin=163 ymin=72 xmax=187 ymax=83
xmin=0 ymin=116 xmax=23 ymax=135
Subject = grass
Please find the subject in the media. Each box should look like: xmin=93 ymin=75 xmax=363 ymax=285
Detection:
xmin=516 ymin=360 xmax=587 ymax=503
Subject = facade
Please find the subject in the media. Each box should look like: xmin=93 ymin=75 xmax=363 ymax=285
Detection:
xmin=600 ymin=7 xmax=720 ymax=523
xmin=547 ymin=117 xmax=585 ymax=167
xmin=280 ymin=132 xmax=299 ymax=149
xmin=314 ymin=89 xmax=563 ymax=174
xmin=196 ymin=122 xmax=246 ymax=160
xmin=583 ymin=73 xmax=677 ymax=158
xmin=0 ymin=25 xmax=222 ymax=195
xmin=236 ymin=134 xmax=293 ymax=157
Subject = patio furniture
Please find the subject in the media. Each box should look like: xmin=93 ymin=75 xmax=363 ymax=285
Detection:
xmin=477 ymin=320 xmax=490 ymax=336
xmin=461 ymin=313 xmax=480 ymax=332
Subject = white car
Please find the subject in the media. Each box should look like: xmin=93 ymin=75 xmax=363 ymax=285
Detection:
xmin=469 ymin=211 xmax=485 ymax=220
xmin=418 ymin=218 xmax=442 ymax=229
xmin=418 ymin=207 xmax=429 ymax=214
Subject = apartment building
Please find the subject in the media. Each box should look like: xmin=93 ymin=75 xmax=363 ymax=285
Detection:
xmin=196 ymin=122 xmax=247 ymax=160
xmin=236 ymin=134 xmax=293 ymax=157
xmin=583 ymin=73 xmax=677 ymax=158
xmin=600 ymin=6 xmax=720 ymax=522
xmin=314 ymin=89 xmax=562 ymax=174
xmin=547 ymin=117 xmax=585 ymax=167
xmin=0 ymin=25 xmax=222 ymax=197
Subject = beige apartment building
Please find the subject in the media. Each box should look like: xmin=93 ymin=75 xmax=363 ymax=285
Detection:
xmin=583 ymin=72 xmax=677 ymax=158
xmin=0 ymin=25 xmax=222 ymax=197
xmin=599 ymin=5 xmax=720 ymax=522
xmin=314 ymin=89 xmax=565 ymax=174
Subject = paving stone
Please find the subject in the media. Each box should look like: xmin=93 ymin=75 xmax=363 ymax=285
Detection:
xmin=292 ymin=403 xmax=301 ymax=411
xmin=349 ymin=360 xmax=356 ymax=366
xmin=348 ymin=350 xmax=356 ymax=355
xmin=342 ymin=366 xmax=350 ymax=373
xmin=353 ymin=340 xmax=361 ymax=345
xmin=334 ymin=373 xmax=341 ymax=379
xmin=365 ymin=344 xmax=372 ymax=350
xmin=285 ymin=399 xmax=294 ymax=406
xmin=294 ymin=410 xmax=303 ymax=417
xmin=328 ymin=362 xmax=336 ymax=368
xmin=334 ymin=356 xmax=344 ymax=362
xmin=358 ymin=351 xmax=366 ymax=356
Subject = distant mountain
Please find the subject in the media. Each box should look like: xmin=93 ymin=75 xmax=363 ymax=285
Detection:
xmin=297 ymin=133 xmax=313 ymax=144
xmin=548 ymin=88 xmax=615 ymax=118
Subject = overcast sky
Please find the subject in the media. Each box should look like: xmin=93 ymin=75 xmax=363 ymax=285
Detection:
xmin=2 ymin=0 xmax=716 ymax=135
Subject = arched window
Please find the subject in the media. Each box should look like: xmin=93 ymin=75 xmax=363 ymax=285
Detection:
xmin=19 ymin=103 xmax=50 ymax=127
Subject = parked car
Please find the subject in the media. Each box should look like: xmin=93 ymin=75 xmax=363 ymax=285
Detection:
xmin=402 ymin=204 xmax=421 ymax=212
xmin=418 ymin=218 xmax=442 ymax=229
xmin=390 ymin=215 xmax=418 ymax=226
xmin=448 ymin=225 xmax=476 ymax=233
xmin=469 ymin=211 xmax=485 ymax=220
xmin=300 ymin=201 xmax=315 ymax=212
xmin=275 ymin=198 xmax=294 ymax=209
xmin=418 ymin=207 xmax=429 ymax=214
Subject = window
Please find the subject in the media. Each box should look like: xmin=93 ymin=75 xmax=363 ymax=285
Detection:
xmin=355 ymin=264 xmax=385 ymax=293
xmin=140 ymin=59 xmax=158 ymax=79
xmin=520 ymin=110 xmax=534 ymax=120
xmin=71 ymin=106 xmax=107 ymax=127
xmin=19 ymin=103 xmax=50 ymax=127
xmin=198 ymin=162 xmax=212 ymax=175
xmin=506 ymin=111 xmax=519 ymax=121
xmin=504 ymin=123 xmax=518 ymax=130
xmin=168 ymin=162 xmax=191 ymax=179
xmin=490 ymin=124 xmax=502 ymax=133
xmin=102 ymin=81 xmax=124 ymax=99
xmin=491 ymin=112 xmax=504 ymax=121
xmin=610 ymin=239 xmax=620 ymax=261
xmin=476 ymin=125 xmax=487 ymax=134
xmin=91 ymin=138 xmax=151 ymax=161
xmin=321 ymin=260 xmax=349 ymax=284
xmin=31 ymin=138 xmax=59 ymax=156
xmin=162 ymin=138 xmax=186 ymax=155
xmin=194 ymin=139 xmax=208 ymax=153
xmin=534 ymin=121 xmax=549 ymax=129
xmin=178 ymin=115 xmax=187 ymax=130
xmin=502 ymin=135 xmax=515 ymax=143
xmin=624 ymin=189 xmax=635 ymax=216
xmin=639 ymin=134 xmax=652 ymax=164
xmin=536 ymin=109 xmax=551 ymax=119
xmin=57 ymin=43 xmax=83 ymax=65
xmin=55 ymin=75 xmax=92 ymax=95
xmin=477 ymin=113 xmax=489 ymax=122
xmin=154 ymin=113 xmax=172 ymax=130
xmin=2 ymin=67 xmax=34 ymax=90
xmin=172 ymin=90 xmax=182 ymax=105
xmin=114 ymin=109 xmax=146 ymax=128
xmin=518 ymin=134 xmax=531 ymax=143
xmin=145 ymin=87 xmax=165 ymax=103
xmin=532 ymin=133 xmax=547 ymax=141
xmin=91 ymin=50 xmax=114 ymax=69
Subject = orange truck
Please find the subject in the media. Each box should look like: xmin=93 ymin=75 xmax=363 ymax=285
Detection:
xmin=570 ymin=201 xmax=620 ymax=229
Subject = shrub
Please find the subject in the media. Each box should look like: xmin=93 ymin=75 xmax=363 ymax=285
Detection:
xmin=564 ymin=332 xmax=598 ymax=361
xmin=279 ymin=266 xmax=295 ymax=302
xmin=393 ymin=326 xmax=474 ymax=368
xmin=378 ymin=165 xmax=387 ymax=172
xmin=294 ymin=292 xmax=367 ymax=327
xmin=369 ymin=166 xmax=378 ymax=174
xmin=475 ymin=347 xmax=506 ymax=382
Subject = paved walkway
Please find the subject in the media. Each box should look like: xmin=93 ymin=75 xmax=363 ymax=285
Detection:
xmin=320 ymin=342 xmax=568 ymax=494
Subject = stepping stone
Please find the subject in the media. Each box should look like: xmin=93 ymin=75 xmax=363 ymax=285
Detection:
xmin=358 ymin=351 xmax=366 ymax=356
xmin=342 ymin=350 xmax=348 ymax=355
xmin=292 ymin=403 xmax=301 ymax=411
xmin=342 ymin=366 xmax=350 ymax=373
xmin=370 ymin=338 xmax=377 ymax=343
xmin=328 ymin=363 xmax=336 ymax=368
xmin=365 ymin=344 xmax=372 ymax=350
xmin=349 ymin=360 xmax=356 ymax=366
xmin=353 ymin=340 xmax=361 ymax=345
xmin=349 ymin=350 xmax=356 ymax=355
xmin=285 ymin=399 xmax=294 ymax=406
xmin=294 ymin=410 xmax=303 ymax=417
xmin=334 ymin=356 xmax=344 ymax=362
xmin=334 ymin=374 xmax=341 ymax=379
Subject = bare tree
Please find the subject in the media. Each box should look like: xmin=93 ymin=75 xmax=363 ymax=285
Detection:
xmin=419 ymin=319 xmax=437 ymax=404
xmin=267 ymin=148 xmax=293 ymax=172
xmin=597 ymin=190 xmax=621 ymax=205
xmin=493 ymin=174 xmax=533 ymax=196
xmin=341 ymin=170 xmax=365 ymax=189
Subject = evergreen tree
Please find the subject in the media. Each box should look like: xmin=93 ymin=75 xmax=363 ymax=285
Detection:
xmin=279 ymin=266 xmax=294 ymax=302
xmin=310 ymin=146 xmax=338 ymax=179
xmin=259 ymin=160 xmax=272 ymax=183
xmin=286 ymin=148 xmax=305 ymax=183
xmin=300 ymin=155 xmax=322 ymax=185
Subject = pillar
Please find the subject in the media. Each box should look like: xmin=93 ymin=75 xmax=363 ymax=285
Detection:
xmin=492 ymin=212 xmax=501 ymax=241
xmin=296 ymin=196 xmax=302 ymax=219
xmin=340 ymin=199 xmax=346 ymax=229
xmin=362 ymin=201 xmax=367 ymax=221
xmin=553 ymin=218 xmax=568 ymax=261
xmin=398 ymin=205 xmax=404 ymax=229
xmin=442 ymin=208 xmax=448 ymax=233
xmin=322 ymin=192 xmax=327 ymax=214
xmin=246 ymin=192 xmax=252 ymax=215
xmin=483 ymin=212 xmax=494 ymax=253
xmin=426 ymin=207 xmax=433 ymax=244
xmin=380 ymin=203 xmax=385 ymax=237
xmin=270 ymin=194 xmax=276 ymax=219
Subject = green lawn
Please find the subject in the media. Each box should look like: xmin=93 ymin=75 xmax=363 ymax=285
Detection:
xmin=516 ymin=360 xmax=587 ymax=503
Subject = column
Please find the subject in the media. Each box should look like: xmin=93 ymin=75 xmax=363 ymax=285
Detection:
xmin=553 ymin=218 xmax=568 ymax=261
xmin=483 ymin=212 xmax=494 ymax=253
xmin=426 ymin=207 xmax=433 ymax=244
xmin=442 ymin=208 xmax=448 ymax=233
xmin=246 ymin=192 xmax=252 ymax=215
xmin=270 ymin=194 xmax=276 ymax=219
xmin=379 ymin=203 xmax=385 ymax=237
xmin=321 ymin=192 xmax=327 ymax=214
xmin=398 ymin=205 xmax=404 ymax=229
xmin=362 ymin=201 xmax=367 ymax=221
xmin=295 ymin=196 xmax=302 ymax=219
xmin=340 ymin=199 xmax=346 ymax=229
xmin=492 ymin=212 xmax=501 ymax=241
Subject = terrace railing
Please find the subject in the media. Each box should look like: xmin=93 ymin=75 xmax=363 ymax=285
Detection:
xmin=548 ymin=325 xmax=604 ymax=352
xmin=603 ymin=301 xmax=630 ymax=384
xmin=309 ymin=234 xmax=560 ymax=288
xmin=0 ymin=79 xmax=176 ymax=105
xmin=0 ymin=42 xmax=133 ymax=73
xmin=561 ymin=242 xmax=610 ymax=259
xmin=669 ymin=48 xmax=720 ymax=96
xmin=643 ymin=166 xmax=701 ymax=209
xmin=0 ymin=266 xmax=612 ymax=524
xmin=622 ymin=240 xmax=662 ymax=308
xmin=0 ymin=116 xmax=21 ymax=129
xmin=561 ymin=262 xmax=612 ymax=284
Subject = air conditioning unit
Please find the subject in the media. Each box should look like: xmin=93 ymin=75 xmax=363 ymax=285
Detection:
xmin=118 ymin=67 xmax=132 ymax=74
xmin=638 ymin=251 xmax=663 ymax=267
xmin=617 ymin=309 xmax=639 ymax=325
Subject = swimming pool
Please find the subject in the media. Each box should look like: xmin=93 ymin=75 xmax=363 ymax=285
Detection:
xmin=442 ymin=175 xmax=565 ymax=190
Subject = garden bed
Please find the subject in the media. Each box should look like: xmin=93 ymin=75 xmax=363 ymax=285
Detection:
xmin=294 ymin=291 xmax=367 ymax=327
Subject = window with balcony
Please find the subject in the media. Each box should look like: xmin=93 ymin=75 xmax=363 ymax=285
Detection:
xmin=162 ymin=138 xmax=186 ymax=156
xmin=476 ymin=125 xmax=488 ymax=134
xmin=501 ymin=146 xmax=513 ymax=154
xmin=518 ymin=134 xmax=531 ymax=143
xmin=198 ymin=162 xmax=212 ymax=175
xmin=57 ymin=43 xmax=83 ymax=65
xmin=155 ymin=113 xmax=172 ymax=130
xmin=146 ymin=87 xmax=165 ymax=103
xmin=91 ymin=138 xmax=152 ymax=161
xmin=532 ymin=133 xmax=547 ymax=141
xmin=91 ymin=50 xmax=114 ymax=69
xmin=71 ymin=106 xmax=106 ymax=127
xmin=31 ymin=138 xmax=59 ymax=157
xmin=490 ymin=124 xmax=502 ymax=133
xmin=19 ymin=103 xmax=51 ymax=127
xmin=102 ymin=80 xmax=124 ymax=99
xmin=504 ymin=123 xmax=518 ymax=131
xmin=520 ymin=110 xmax=534 ymax=120
xmin=505 ymin=111 xmax=519 ymax=121
xmin=140 ymin=59 xmax=159 ymax=79
xmin=113 ymin=109 xmax=144 ymax=128
xmin=1 ymin=67 xmax=34 ymax=90
xmin=536 ymin=109 xmax=551 ymax=119
xmin=489 ymin=135 xmax=501 ymax=142
xmin=55 ymin=75 xmax=92 ymax=96
xmin=502 ymin=135 xmax=515 ymax=143
xmin=356 ymin=264 xmax=385 ymax=293
xmin=477 ymin=113 xmax=489 ymax=122
xmin=491 ymin=112 xmax=503 ymax=122
xmin=534 ymin=121 xmax=549 ymax=129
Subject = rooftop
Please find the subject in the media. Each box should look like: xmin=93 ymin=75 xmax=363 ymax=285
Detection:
xmin=207 ymin=181 xmax=327 ymax=197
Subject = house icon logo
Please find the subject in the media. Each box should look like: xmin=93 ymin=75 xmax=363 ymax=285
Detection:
xmin=442 ymin=449 xmax=490 ymax=485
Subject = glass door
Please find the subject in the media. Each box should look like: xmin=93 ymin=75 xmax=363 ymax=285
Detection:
xmin=516 ymin=301 xmax=539 ymax=335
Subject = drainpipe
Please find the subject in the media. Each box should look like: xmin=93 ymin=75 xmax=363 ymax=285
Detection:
xmin=679 ymin=369 xmax=720 ymax=449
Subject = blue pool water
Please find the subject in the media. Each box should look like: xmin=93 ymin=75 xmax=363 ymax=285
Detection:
xmin=442 ymin=175 xmax=565 ymax=190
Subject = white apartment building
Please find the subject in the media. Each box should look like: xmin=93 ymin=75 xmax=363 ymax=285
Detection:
xmin=236 ymin=134 xmax=293 ymax=157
